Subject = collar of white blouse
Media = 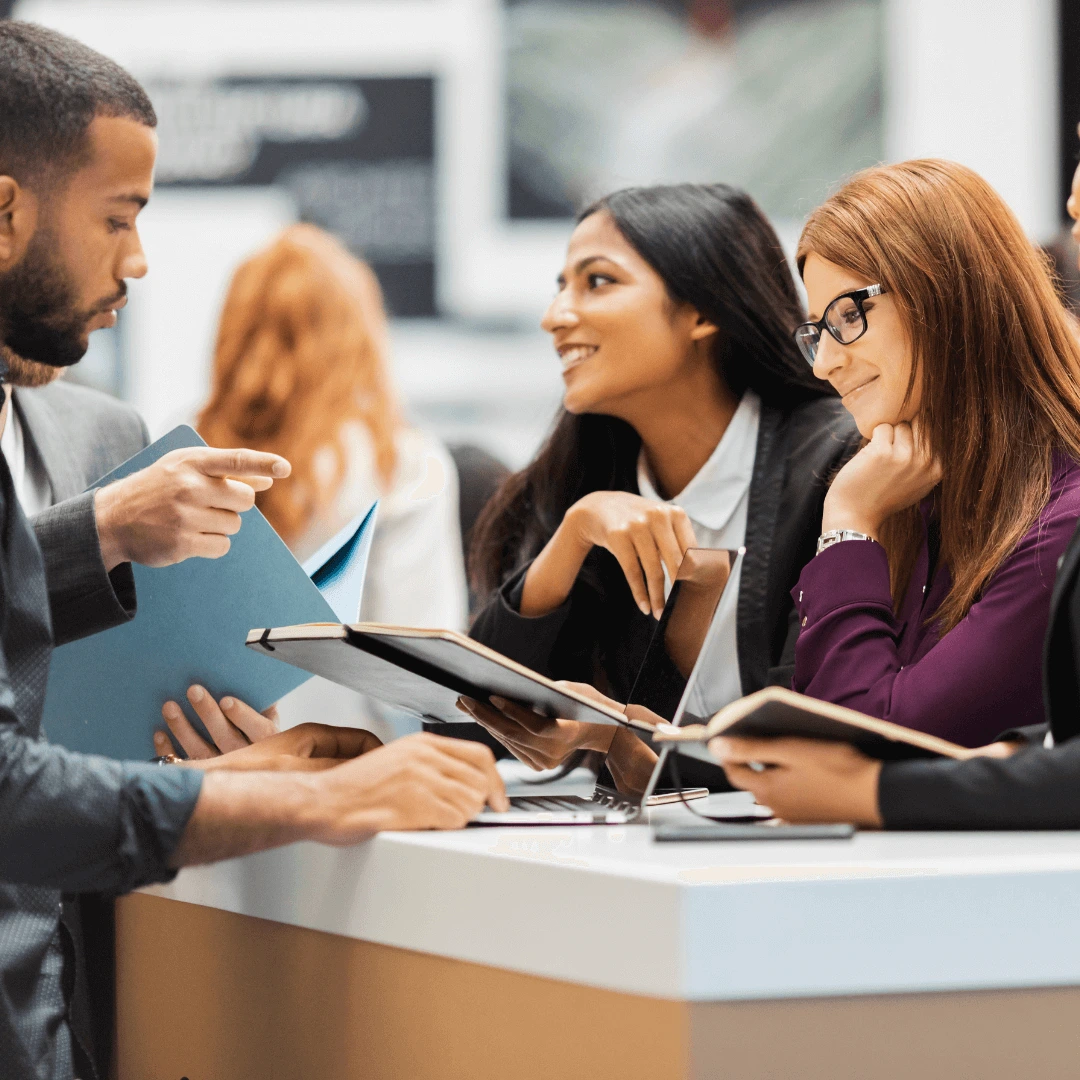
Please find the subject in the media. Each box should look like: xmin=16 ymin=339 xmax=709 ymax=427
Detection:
xmin=636 ymin=389 xmax=760 ymax=535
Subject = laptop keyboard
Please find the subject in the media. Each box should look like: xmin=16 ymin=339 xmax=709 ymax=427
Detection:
xmin=509 ymin=793 xmax=638 ymax=814
xmin=509 ymin=796 xmax=595 ymax=812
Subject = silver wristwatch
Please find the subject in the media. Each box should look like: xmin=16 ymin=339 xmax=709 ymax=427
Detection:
xmin=816 ymin=529 xmax=875 ymax=556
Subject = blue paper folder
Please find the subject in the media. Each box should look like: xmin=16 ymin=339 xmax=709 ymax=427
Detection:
xmin=42 ymin=425 xmax=375 ymax=760
xmin=301 ymin=502 xmax=378 ymax=621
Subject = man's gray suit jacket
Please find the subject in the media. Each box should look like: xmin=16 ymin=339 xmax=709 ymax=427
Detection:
xmin=14 ymin=379 xmax=150 ymax=1080
xmin=16 ymin=379 xmax=149 ymax=643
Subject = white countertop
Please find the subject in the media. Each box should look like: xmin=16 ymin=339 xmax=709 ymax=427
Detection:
xmin=145 ymin=772 xmax=1080 ymax=1001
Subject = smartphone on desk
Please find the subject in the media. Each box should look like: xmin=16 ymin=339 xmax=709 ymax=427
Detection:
xmin=652 ymin=823 xmax=855 ymax=842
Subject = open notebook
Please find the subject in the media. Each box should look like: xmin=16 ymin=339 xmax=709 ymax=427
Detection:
xmin=652 ymin=685 xmax=977 ymax=761
xmin=246 ymin=622 xmax=630 ymax=728
xmin=251 ymin=547 xmax=749 ymax=824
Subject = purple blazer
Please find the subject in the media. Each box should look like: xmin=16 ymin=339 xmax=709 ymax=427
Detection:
xmin=791 ymin=455 xmax=1080 ymax=747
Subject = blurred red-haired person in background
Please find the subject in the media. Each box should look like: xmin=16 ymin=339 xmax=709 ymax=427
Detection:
xmin=196 ymin=224 xmax=466 ymax=734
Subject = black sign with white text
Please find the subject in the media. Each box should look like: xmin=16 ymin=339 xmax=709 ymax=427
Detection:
xmin=150 ymin=76 xmax=437 ymax=316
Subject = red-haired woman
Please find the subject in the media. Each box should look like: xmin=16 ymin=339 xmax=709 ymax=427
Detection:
xmin=198 ymin=224 xmax=466 ymax=629
xmin=711 ymin=157 xmax=1080 ymax=827
xmin=774 ymin=159 xmax=1080 ymax=748
xmin=171 ymin=225 xmax=466 ymax=745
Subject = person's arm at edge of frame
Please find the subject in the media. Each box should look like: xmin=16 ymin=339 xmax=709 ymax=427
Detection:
xmin=875 ymin=737 xmax=1080 ymax=830
xmin=707 ymin=732 xmax=1080 ymax=830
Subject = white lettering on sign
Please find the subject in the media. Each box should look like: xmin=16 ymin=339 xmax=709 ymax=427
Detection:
xmin=149 ymin=81 xmax=368 ymax=183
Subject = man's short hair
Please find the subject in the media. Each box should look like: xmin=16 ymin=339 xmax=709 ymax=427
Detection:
xmin=0 ymin=21 xmax=156 ymax=188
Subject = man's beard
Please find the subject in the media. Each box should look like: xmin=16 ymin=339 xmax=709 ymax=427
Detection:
xmin=0 ymin=224 xmax=121 ymax=386
xmin=0 ymin=350 xmax=66 ymax=388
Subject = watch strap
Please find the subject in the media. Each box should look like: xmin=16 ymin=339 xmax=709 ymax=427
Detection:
xmin=816 ymin=529 xmax=875 ymax=556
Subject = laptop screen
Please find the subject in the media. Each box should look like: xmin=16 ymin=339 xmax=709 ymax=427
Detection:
xmin=598 ymin=547 xmax=740 ymax=799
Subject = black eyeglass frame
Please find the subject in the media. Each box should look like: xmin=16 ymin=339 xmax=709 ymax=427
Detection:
xmin=793 ymin=283 xmax=886 ymax=366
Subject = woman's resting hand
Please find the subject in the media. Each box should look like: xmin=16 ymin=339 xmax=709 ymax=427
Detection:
xmin=521 ymin=491 xmax=697 ymax=620
xmin=822 ymin=422 xmax=942 ymax=538
xmin=188 ymin=722 xmax=385 ymax=772
xmin=457 ymin=681 xmax=660 ymax=795
xmin=455 ymin=683 xmax=619 ymax=771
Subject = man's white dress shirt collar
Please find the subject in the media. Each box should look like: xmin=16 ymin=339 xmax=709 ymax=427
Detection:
xmin=1 ymin=392 xmax=54 ymax=518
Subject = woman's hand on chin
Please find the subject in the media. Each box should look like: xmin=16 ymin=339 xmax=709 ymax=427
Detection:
xmin=708 ymin=736 xmax=884 ymax=827
xmin=822 ymin=422 xmax=942 ymax=537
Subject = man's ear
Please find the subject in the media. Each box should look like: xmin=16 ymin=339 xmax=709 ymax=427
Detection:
xmin=0 ymin=176 xmax=38 ymax=269
xmin=689 ymin=315 xmax=720 ymax=343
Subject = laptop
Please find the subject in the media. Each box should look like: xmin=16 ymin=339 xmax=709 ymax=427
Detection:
xmin=473 ymin=548 xmax=740 ymax=826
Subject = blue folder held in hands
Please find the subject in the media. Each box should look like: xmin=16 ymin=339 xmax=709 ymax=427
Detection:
xmin=42 ymin=425 xmax=377 ymax=760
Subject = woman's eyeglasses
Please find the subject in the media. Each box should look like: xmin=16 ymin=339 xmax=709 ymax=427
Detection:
xmin=793 ymin=284 xmax=885 ymax=366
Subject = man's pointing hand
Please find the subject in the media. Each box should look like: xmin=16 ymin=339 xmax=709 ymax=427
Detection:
xmin=94 ymin=446 xmax=291 ymax=569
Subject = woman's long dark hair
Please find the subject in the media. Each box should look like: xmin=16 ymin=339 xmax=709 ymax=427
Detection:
xmin=470 ymin=182 xmax=830 ymax=598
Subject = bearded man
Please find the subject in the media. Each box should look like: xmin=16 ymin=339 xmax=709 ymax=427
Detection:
xmin=0 ymin=22 xmax=505 ymax=1080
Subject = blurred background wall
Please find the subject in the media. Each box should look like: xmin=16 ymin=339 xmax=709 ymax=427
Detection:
xmin=9 ymin=0 xmax=1068 ymax=470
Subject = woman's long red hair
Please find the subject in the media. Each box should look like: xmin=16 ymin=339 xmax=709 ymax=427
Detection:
xmin=798 ymin=159 xmax=1080 ymax=632
xmin=198 ymin=224 xmax=400 ymax=547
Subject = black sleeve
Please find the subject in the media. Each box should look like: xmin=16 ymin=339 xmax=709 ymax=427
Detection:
xmin=31 ymin=492 xmax=136 ymax=646
xmin=469 ymin=560 xmax=603 ymax=684
xmin=470 ymin=548 xmax=657 ymax=700
xmin=993 ymin=723 xmax=1051 ymax=746
xmin=469 ymin=563 xmax=574 ymax=676
xmin=764 ymin=604 xmax=800 ymax=689
xmin=879 ymin=740 xmax=1080 ymax=830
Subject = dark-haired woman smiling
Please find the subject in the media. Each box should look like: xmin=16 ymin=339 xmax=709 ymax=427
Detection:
xmin=459 ymin=184 xmax=859 ymax=783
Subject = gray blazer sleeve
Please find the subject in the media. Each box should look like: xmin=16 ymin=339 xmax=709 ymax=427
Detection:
xmin=0 ymin=514 xmax=203 ymax=893
xmin=0 ymin=726 xmax=203 ymax=893
xmin=31 ymin=493 xmax=136 ymax=647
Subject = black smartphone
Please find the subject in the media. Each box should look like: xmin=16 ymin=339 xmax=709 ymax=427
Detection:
xmin=652 ymin=822 xmax=856 ymax=842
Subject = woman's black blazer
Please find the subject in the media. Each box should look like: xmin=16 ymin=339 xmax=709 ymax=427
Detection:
xmin=470 ymin=396 xmax=861 ymax=703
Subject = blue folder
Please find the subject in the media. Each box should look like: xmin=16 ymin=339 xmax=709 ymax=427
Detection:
xmin=42 ymin=425 xmax=376 ymax=760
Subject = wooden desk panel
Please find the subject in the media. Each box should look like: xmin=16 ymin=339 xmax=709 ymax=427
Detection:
xmin=115 ymin=893 xmax=687 ymax=1080
xmin=116 ymin=893 xmax=1080 ymax=1080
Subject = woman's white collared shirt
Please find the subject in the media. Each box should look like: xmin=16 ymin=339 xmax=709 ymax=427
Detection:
xmin=635 ymin=390 xmax=760 ymax=717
